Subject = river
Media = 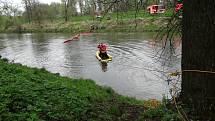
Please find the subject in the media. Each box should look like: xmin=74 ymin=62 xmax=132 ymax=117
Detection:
xmin=0 ymin=33 xmax=181 ymax=100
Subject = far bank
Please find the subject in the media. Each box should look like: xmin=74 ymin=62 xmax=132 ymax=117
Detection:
xmin=1 ymin=17 xmax=170 ymax=33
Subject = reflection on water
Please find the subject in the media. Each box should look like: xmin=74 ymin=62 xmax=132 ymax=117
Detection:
xmin=100 ymin=62 xmax=108 ymax=72
xmin=0 ymin=33 xmax=181 ymax=100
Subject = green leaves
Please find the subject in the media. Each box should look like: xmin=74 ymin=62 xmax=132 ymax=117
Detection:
xmin=0 ymin=58 xmax=147 ymax=121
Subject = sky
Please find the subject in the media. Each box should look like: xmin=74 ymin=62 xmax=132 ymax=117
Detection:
xmin=8 ymin=0 xmax=62 ymax=11
xmin=13 ymin=0 xmax=61 ymax=5
xmin=2 ymin=0 xmax=80 ymax=12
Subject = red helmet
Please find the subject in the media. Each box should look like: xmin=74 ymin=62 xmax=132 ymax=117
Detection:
xmin=97 ymin=43 xmax=107 ymax=51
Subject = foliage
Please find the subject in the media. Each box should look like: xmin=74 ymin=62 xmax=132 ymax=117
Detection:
xmin=137 ymin=99 xmax=181 ymax=121
xmin=0 ymin=0 xmax=175 ymax=33
xmin=0 ymin=58 xmax=145 ymax=121
xmin=105 ymin=9 xmax=173 ymax=20
xmin=0 ymin=57 xmax=181 ymax=120
xmin=138 ymin=106 xmax=180 ymax=121
xmin=0 ymin=11 xmax=172 ymax=33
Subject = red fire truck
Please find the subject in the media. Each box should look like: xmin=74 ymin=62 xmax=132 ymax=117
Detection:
xmin=147 ymin=5 xmax=165 ymax=14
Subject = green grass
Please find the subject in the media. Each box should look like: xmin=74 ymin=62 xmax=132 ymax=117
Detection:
xmin=70 ymin=15 xmax=93 ymax=22
xmin=0 ymin=56 xmax=180 ymax=121
xmin=137 ymin=104 xmax=181 ymax=121
xmin=0 ymin=57 xmax=144 ymax=121
xmin=0 ymin=10 xmax=173 ymax=33
xmin=104 ymin=9 xmax=173 ymax=20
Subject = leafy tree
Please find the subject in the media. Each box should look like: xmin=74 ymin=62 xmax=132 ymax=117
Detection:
xmin=61 ymin=0 xmax=70 ymax=22
xmin=48 ymin=2 xmax=62 ymax=22
xmin=22 ymin=0 xmax=33 ymax=23
xmin=0 ymin=0 xmax=22 ymax=30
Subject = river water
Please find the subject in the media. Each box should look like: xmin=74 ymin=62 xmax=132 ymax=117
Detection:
xmin=0 ymin=33 xmax=181 ymax=100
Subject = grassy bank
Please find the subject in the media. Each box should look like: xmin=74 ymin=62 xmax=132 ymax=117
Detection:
xmin=0 ymin=57 xmax=179 ymax=121
xmin=5 ymin=18 xmax=168 ymax=33
xmin=0 ymin=10 xmax=172 ymax=33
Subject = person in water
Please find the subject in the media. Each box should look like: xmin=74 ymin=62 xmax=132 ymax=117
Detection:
xmin=97 ymin=43 xmax=109 ymax=61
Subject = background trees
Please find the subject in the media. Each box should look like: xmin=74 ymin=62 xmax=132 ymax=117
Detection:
xmin=0 ymin=0 xmax=22 ymax=29
xmin=1 ymin=0 xmax=177 ymax=24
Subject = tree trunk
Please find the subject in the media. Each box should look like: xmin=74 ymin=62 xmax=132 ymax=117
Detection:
xmin=23 ymin=0 xmax=31 ymax=23
xmin=163 ymin=0 xmax=168 ymax=9
xmin=182 ymin=0 xmax=215 ymax=119
xmin=97 ymin=0 xmax=102 ymax=11
xmin=173 ymin=0 xmax=177 ymax=6
xmin=79 ymin=0 xmax=83 ymax=14
xmin=64 ymin=0 xmax=69 ymax=22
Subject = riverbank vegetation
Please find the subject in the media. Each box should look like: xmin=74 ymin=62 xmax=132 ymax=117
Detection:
xmin=0 ymin=57 xmax=180 ymax=121
xmin=0 ymin=0 xmax=175 ymax=33
xmin=1 ymin=15 xmax=171 ymax=33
